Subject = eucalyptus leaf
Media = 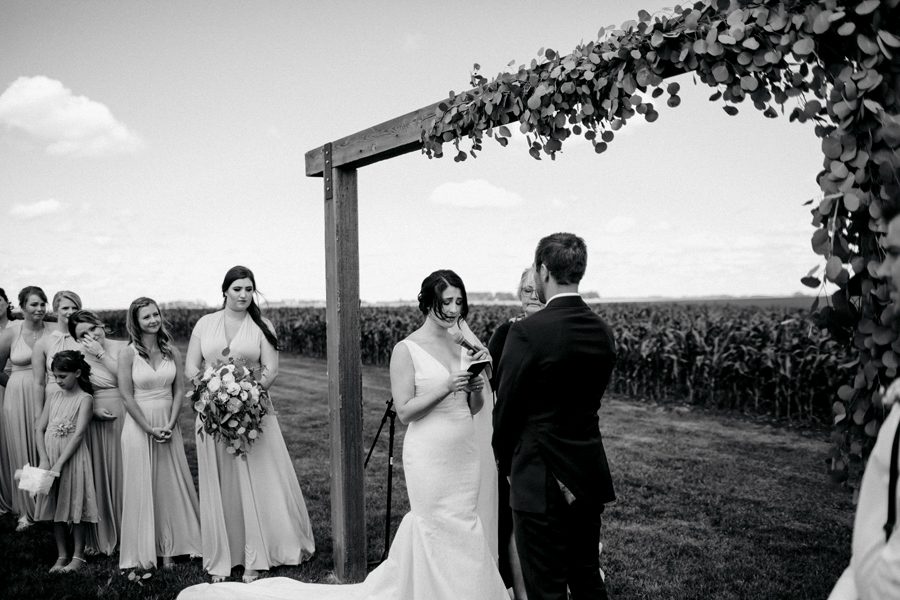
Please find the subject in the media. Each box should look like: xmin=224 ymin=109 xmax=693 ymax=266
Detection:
xmin=812 ymin=10 xmax=832 ymax=34
xmin=792 ymin=37 xmax=815 ymax=56
xmin=837 ymin=22 xmax=856 ymax=36
xmin=801 ymin=275 xmax=821 ymax=288
xmin=855 ymin=0 xmax=880 ymax=15
xmin=879 ymin=30 xmax=900 ymax=48
xmin=826 ymin=256 xmax=843 ymax=282
xmin=857 ymin=35 xmax=879 ymax=55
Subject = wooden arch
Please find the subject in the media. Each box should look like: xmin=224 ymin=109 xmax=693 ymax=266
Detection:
xmin=306 ymin=0 xmax=900 ymax=581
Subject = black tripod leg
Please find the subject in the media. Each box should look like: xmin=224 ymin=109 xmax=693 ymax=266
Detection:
xmin=382 ymin=405 xmax=397 ymax=561
xmin=365 ymin=403 xmax=391 ymax=468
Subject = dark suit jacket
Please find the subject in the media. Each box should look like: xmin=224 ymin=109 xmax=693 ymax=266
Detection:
xmin=492 ymin=295 xmax=616 ymax=513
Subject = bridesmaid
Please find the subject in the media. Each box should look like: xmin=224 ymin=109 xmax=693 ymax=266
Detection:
xmin=69 ymin=310 xmax=126 ymax=555
xmin=32 ymin=290 xmax=82 ymax=408
xmin=0 ymin=288 xmax=14 ymax=516
xmin=0 ymin=286 xmax=49 ymax=530
xmin=118 ymin=297 xmax=201 ymax=571
xmin=185 ymin=266 xmax=314 ymax=582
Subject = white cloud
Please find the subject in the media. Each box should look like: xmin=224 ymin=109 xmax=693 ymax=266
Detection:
xmin=604 ymin=215 xmax=636 ymax=234
xmin=429 ymin=179 xmax=524 ymax=208
xmin=0 ymin=76 xmax=144 ymax=157
xmin=401 ymin=33 xmax=425 ymax=52
xmin=549 ymin=197 xmax=567 ymax=209
xmin=9 ymin=198 xmax=63 ymax=219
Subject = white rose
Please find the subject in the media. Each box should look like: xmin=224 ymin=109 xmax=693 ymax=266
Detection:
xmin=208 ymin=377 xmax=221 ymax=393
xmin=226 ymin=382 xmax=241 ymax=396
xmin=222 ymin=372 xmax=236 ymax=385
xmin=240 ymin=381 xmax=252 ymax=391
xmin=240 ymin=390 xmax=248 ymax=401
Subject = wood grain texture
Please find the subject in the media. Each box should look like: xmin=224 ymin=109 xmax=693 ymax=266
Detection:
xmin=324 ymin=166 xmax=366 ymax=581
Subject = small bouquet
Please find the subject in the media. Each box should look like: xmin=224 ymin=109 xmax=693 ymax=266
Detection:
xmin=188 ymin=358 xmax=269 ymax=458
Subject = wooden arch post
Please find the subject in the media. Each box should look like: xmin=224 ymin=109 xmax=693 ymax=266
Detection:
xmin=306 ymin=103 xmax=451 ymax=581
xmin=320 ymin=142 xmax=365 ymax=582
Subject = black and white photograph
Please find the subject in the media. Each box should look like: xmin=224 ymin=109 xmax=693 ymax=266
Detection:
xmin=2 ymin=0 xmax=899 ymax=598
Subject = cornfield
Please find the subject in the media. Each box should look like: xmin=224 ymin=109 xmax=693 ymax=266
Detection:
xmin=96 ymin=301 xmax=847 ymax=424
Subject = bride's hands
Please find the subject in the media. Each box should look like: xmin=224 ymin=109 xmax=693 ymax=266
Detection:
xmin=467 ymin=347 xmax=489 ymax=362
xmin=446 ymin=370 xmax=473 ymax=395
xmin=465 ymin=373 xmax=485 ymax=394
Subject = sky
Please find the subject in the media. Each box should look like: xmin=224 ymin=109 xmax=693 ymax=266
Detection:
xmin=1 ymin=1 xmax=825 ymax=309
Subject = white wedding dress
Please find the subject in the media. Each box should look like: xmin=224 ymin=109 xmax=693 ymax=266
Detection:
xmin=178 ymin=339 xmax=509 ymax=600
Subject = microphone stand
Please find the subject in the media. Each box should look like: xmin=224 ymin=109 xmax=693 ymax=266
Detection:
xmin=364 ymin=397 xmax=397 ymax=566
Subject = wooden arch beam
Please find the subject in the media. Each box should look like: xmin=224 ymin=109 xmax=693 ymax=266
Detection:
xmin=306 ymin=102 xmax=441 ymax=176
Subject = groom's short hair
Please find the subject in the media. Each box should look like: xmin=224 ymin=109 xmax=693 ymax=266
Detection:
xmin=534 ymin=233 xmax=587 ymax=285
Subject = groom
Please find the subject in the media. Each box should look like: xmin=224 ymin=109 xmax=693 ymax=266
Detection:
xmin=493 ymin=232 xmax=617 ymax=600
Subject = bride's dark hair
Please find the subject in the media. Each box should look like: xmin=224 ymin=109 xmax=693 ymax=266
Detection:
xmin=221 ymin=265 xmax=281 ymax=351
xmin=417 ymin=269 xmax=469 ymax=321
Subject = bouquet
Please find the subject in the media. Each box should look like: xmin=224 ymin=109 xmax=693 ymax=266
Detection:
xmin=188 ymin=358 xmax=269 ymax=458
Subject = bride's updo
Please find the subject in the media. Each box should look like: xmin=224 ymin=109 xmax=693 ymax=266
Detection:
xmin=221 ymin=265 xmax=281 ymax=351
xmin=417 ymin=269 xmax=469 ymax=322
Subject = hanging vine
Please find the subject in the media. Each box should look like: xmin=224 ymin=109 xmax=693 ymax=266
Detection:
xmin=422 ymin=0 xmax=900 ymax=489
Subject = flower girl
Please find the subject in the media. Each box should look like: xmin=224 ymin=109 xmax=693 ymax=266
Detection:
xmin=34 ymin=350 xmax=98 ymax=573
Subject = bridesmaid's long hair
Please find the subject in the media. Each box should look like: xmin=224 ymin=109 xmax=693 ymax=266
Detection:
xmin=50 ymin=349 xmax=94 ymax=395
xmin=221 ymin=265 xmax=280 ymax=351
xmin=68 ymin=310 xmax=110 ymax=339
xmin=0 ymin=288 xmax=12 ymax=320
xmin=125 ymin=297 xmax=175 ymax=361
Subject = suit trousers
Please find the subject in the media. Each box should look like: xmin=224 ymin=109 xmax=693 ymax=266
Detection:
xmin=513 ymin=473 xmax=608 ymax=600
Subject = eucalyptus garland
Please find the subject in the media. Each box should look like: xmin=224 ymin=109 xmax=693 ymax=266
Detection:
xmin=422 ymin=0 xmax=900 ymax=489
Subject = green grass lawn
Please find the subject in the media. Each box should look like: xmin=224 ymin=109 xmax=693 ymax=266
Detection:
xmin=0 ymin=350 xmax=853 ymax=599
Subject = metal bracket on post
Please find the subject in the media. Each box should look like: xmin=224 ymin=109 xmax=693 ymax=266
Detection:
xmin=324 ymin=143 xmax=334 ymax=200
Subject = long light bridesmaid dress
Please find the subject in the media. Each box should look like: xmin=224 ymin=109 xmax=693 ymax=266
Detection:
xmin=119 ymin=346 xmax=201 ymax=570
xmin=191 ymin=311 xmax=314 ymax=578
xmin=84 ymin=342 xmax=126 ymax=555
xmin=0 ymin=319 xmax=15 ymax=515
xmin=3 ymin=322 xmax=42 ymax=521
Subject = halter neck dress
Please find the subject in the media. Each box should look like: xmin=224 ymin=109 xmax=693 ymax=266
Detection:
xmin=84 ymin=340 xmax=126 ymax=555
xmin=119 ymin=346 xmax=201 ymax=569
xmin=190 ymin=311 xmax=315 ymax=577
xmin=0 ymin=319 xmax=14 ymax=515
xmin=3 ymin=322 xmax=44 ymax=520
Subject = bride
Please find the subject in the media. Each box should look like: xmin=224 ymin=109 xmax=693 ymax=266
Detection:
xmin=178 ymin=269 xmax=510 ymax=600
